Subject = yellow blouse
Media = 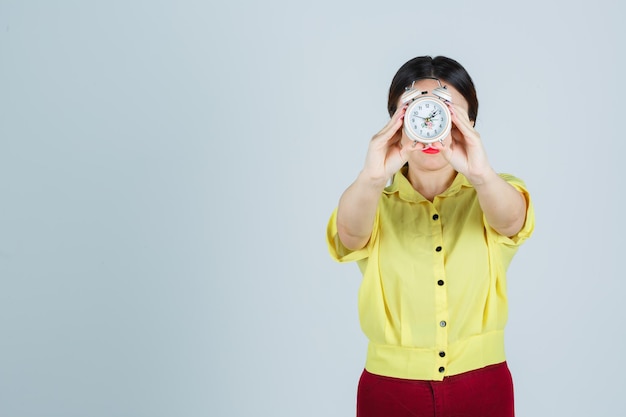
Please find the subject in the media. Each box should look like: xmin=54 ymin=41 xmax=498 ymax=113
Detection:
xmin=326 ymin=168 xmax=535 ymax=381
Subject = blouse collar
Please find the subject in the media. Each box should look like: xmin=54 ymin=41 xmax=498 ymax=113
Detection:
xmin=383 ymin=166 xmax=472 ymax=202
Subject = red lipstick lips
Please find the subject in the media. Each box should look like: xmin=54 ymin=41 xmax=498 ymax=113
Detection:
xmin=422 ymin=147 xmax=439 ymax=154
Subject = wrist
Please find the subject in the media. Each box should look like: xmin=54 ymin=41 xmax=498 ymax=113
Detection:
xmin=467 ymin=167 xmax=498 ymax=188
xmin=356 ymin=169 xmax=390 ymax=190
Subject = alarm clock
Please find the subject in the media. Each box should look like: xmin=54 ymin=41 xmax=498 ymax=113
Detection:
xmin=401 ymin=82 xmax=452 ymax=144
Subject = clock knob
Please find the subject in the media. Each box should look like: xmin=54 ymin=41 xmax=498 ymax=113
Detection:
xmin=432 ymin=86 xmax=452 ymax=102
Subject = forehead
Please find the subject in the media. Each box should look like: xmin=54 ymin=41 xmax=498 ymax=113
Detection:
xmin=403 ymin=78 xmax=469 ymax=111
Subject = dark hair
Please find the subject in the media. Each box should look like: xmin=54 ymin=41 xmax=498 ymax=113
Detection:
xmin=387 ymin=56 xmax=478 ymax=123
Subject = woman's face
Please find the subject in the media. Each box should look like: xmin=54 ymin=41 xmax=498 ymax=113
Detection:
xmin=398 ymin=78 xmax=470 ymax=171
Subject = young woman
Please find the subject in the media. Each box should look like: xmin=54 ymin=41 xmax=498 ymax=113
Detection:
xmin=326 ymin=56 xmax=535 ymax=417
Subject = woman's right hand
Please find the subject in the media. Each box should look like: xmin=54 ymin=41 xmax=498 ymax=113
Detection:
xmin=361 ymin=104 xmax=409 ymax=185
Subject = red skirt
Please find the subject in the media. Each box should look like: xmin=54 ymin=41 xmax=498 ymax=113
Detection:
xmin=357 ymin=362 xmax=514 ymax=417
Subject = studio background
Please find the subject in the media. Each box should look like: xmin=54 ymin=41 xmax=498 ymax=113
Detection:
xmin=0 ymin=1 xmax=624 ymax=416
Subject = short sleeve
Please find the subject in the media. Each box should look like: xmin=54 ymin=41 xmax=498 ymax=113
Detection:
xmin=486 ymin=173 xmax=535 ymax=246
xmin=326 ymin=207 xmax=379 ymax=263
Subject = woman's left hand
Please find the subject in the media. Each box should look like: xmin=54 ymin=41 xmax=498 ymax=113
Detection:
xmin=434 ymin=103 xmax=494 ymax=184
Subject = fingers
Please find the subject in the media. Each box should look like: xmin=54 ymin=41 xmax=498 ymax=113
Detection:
xmin=373 ymin=104 xmax=407 ymax=143
xmin=362 ymin=104 xmax=410 ymax=181
xmin=447 ymin=102 xmax=474 ymax=133
xmin=446 ymin=102 xmax=482 ymax=145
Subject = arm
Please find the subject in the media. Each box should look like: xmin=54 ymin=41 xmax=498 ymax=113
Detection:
xmin=472 ymin=169 xmax=527 ymax=237
xmin=336 ymin=104 xmax=409 ymax=250
xmin=336 ymin=172 xmax=386 ymax=251
xmin=434 ymin=103 xmax=527 ymax=237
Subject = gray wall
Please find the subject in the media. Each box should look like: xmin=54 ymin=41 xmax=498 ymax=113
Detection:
xmin=1 ymin=1 xmax=624 ymax=416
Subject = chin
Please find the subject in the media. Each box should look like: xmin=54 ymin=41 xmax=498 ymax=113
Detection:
xmin=416 ymin=157 xmax=450 ymax=171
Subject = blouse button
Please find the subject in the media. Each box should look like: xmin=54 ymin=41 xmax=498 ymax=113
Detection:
xmin=440 ymin=320 xmax=447 ymax=327
xmin=435 ymin=246 xmax=442 ymax=252
xmin=439 ymin=351 xmax=446 ymax=357
xmin=439 ymin=367 xmax=445 ymax=373
xmin=437 ymin=280 xmax=444 ymax=286
xmin=432 ymin=214 xmax=439 ymax=220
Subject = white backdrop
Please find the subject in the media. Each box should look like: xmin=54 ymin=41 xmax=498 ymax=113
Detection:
xmin=1 ymin=1 xmax=624 ymax=416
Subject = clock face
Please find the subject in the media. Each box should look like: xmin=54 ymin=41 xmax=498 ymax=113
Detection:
xmin=404 ymin=97 xmax=451 ymax=143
